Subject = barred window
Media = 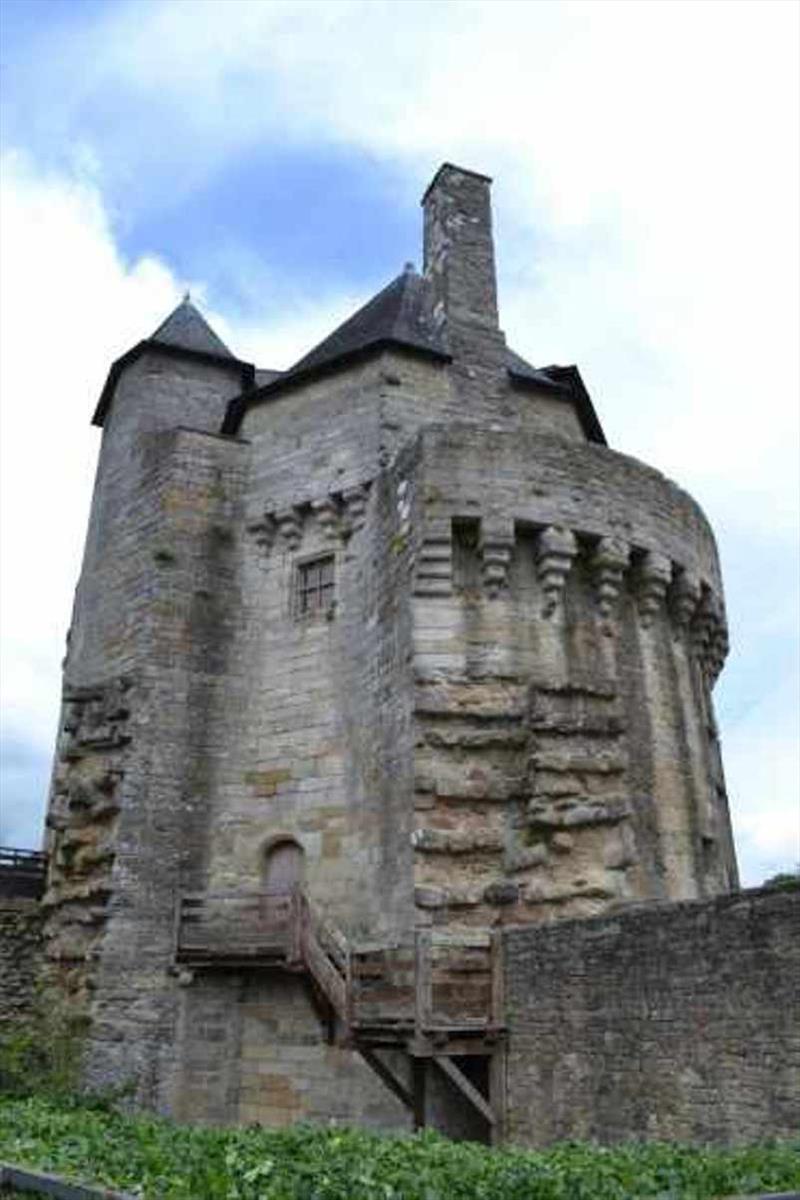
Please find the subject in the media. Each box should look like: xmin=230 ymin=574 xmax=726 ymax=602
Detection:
xmin=294 ymin=555 xmax=335 ymax=618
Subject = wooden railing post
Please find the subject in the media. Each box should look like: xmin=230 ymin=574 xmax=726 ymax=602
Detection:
xmin=415 ymin=930 xmax=432 ymax=1032
xmin=289 ymin=885 xmax=303 ymax=965
xmin=345 ymin=942 xmax=354 ymax=1034
xmin=490 ymin=928 xmax=505 ymax=1028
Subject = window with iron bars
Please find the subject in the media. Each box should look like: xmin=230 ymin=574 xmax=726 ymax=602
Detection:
xmin=293 ymin=555 xmax=335 ymax=618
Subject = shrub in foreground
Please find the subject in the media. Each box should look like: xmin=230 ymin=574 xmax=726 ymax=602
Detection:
xmin=0 ymin=1096 xmax=798 ymax=1199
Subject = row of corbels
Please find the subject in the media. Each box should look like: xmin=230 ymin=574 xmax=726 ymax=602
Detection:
xmin=246 ymin=484 xmax=371 ymax=553
xmin=480 ymin=526 xmax=728 ymax=681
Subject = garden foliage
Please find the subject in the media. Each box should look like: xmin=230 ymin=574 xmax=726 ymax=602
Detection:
xmin=1 ymin=1097 xmax=799 ymax=1199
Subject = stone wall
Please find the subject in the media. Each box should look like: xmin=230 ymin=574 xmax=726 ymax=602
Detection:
xmin=504 ymin=886 xmax=800 ymax=1146
xmin=173 ymin=972 xmax=408 ymax=1130
xmin=407 ymin=423 xmax=736 ymax=934
xmin=0 ymin=899 xmax=43 ymax=1025
xmin=44 ymin=410 xmax=250 ymax=1104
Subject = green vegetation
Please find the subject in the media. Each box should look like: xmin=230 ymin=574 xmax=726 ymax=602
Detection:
xmin=0 ymin=1002 xmax=86 ymax=1101
xmin=1 ymin=1098 xmax=799 ymax=1200
xmin=762 ymin=867 xmax=800 ymax=892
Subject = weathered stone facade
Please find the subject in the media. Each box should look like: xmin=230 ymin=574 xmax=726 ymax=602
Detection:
xmin=504 ymin=886 xmax=800 ymax=1145
xmin=31 ymin=162 xmax=783 ymax=1143
xmin=0 ymin=899 xmax=44 ymax=1027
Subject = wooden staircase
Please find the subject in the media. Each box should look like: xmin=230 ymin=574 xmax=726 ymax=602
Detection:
xmin=175 ymin=888 xmax=507 ymax=1139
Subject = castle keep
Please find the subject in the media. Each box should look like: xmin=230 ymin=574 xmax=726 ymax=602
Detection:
xmin=33 ymin=163 xmax=782 ymax=1144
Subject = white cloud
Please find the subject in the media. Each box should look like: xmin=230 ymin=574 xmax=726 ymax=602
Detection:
xmin=18 ymin=0 xmax=797 ymax=509
xmin=0 ymin=149 xmax=363 ymax=841
xmin=725 ymin=671 xmax=800 ymax=884
xmin=0 ymin=151 xmax=173 ymax=750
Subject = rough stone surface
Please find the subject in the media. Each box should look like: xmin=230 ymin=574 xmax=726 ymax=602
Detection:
xmin=0 ymin=899 xmax=44 ymax=1024
xmin=504 ymin=887 xmax=800 ymax=1145
xmin=408 ymin=422 xmax=736 ymax=933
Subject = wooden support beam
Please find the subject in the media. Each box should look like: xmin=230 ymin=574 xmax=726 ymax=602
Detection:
xmin=432 ymin=1055 xmax=495 ymax=1127
xmin=412 ymin=1057 xmax=427 ymax=1131
xmin=415 ymin=930 xmax=432 ymax=1029
xmin=489 ymin=1045 xmax=507 ymax=1146
xmin=490 ymin=929 xmax=505 ymax=1027
xmin=358 ymin=1046 xmax=414 ymax=1113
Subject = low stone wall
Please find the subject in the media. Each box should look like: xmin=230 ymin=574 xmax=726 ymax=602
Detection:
xmin=504 ymin=886 xmax=800 ymax=1146
xmin=0 ymin=899 xmax=44 ymax=1025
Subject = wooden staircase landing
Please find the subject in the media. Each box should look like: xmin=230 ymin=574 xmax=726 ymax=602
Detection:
xmin=174 ymin=888 xmax=506 ymax=1138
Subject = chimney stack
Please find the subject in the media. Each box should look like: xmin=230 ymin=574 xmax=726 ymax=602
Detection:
xmin=422 ymin=163 xmax=500 ymax=334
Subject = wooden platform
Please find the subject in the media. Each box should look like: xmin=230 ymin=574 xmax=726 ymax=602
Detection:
xmin=174 ymin=887 xmax=507 ymax=1137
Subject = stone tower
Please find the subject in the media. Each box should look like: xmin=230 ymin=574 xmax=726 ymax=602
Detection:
xmin=41 ymin=164 xmax=737 ymax=1136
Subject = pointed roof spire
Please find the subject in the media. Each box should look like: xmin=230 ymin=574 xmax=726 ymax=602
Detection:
xmin=150 ymin=295 xmax=234 ymax=360
xmin=92 ymin=295 xmax=254 ymax=428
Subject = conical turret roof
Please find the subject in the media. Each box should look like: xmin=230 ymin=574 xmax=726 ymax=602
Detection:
xmin=92 ymin=296 xmax=253 ymax=428
xmin=150 ymin=295 xmax=234 ymax=359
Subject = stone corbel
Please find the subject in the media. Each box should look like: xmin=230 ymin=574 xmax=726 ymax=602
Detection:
xmin=691 ymin=589 xmax=714 ymax=671
xmin=480 ymin=522 xmax=514 ymax=598
xmin=671 ymin=568 xmax=702 ymax=631
xmin=635 ymin=550 xmax=672 ymax=627
xmin=341 ymin=484 xmax=370 ymax=536
xmin=275 ymin=507 xmax=303 ymax=552
xmin=707 ymin=616 xmax=729 ymax=684
xmin=693 ymin=590 xmax=728 ymax=683
xmin=536 ymin=525 xmax=578 ymax=616
xmin=311 ymin=496 xmax=341 ymax=545
xmin=245 ymin=512 xmax=276 ymax=554
xmin=589 ymin=536 xmax=630 ymax=630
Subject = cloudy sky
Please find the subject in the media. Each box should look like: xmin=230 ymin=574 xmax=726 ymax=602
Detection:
xmin=0 ymin=0 xmax=797 ymax=885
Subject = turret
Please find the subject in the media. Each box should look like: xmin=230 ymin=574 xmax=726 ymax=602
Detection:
xmin=66 ymin=297 xmax=253 ymax=679
xmin=42 ymin=297 xmax=253 ymax=1100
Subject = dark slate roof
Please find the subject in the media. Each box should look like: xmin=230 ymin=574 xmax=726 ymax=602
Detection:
xmin=286 ymin=266 xmax=450 ymax=381
xmin=92 ymin=299 xmax=254 ymax=428
xmin=150 ymin=296 xmax=235 ymax=359
xmin=220 ymin=267 xmax=450 ymax=433
xmin=507 ymin=351 xmax=606 ymax=445
xmin=221 ymin=268 xmax=606 ymax=444
xmin=505 ymin=347 xmax=567 ymax=391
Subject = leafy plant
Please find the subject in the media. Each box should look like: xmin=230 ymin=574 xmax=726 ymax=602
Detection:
xmin=0 ymin=1097 xmax=799 ymax=1199
xmin=0 ymin=1002 xmax=85 ymax=1101
xmin=762 ymin=867 xmax=800 ymax=891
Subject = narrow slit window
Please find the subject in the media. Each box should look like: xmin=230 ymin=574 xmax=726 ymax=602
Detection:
xmin=294 ymin=555 xmax=335 ymax=618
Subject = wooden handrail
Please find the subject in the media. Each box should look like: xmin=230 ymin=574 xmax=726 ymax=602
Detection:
xmin=180 ymin=887 xmax=295 ymax=903
xmin=173 ymin=887 xmax=505 ymax=1039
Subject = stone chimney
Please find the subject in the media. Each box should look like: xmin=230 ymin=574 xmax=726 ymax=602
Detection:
xmin=422 ymin=164 xmax=500 ymax=333
xmin=421 ymin=163 xmax=506 ymax=401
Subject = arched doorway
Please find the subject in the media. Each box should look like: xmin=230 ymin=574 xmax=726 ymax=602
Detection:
xmin=262 ymin=838 xmax=305 ymax=892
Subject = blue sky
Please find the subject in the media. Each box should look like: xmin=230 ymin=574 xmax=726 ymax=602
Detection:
xmin=1 ymin=0 xmax=418 ymax=310
xmin=0 ymin=0 xmax=798 ymax=885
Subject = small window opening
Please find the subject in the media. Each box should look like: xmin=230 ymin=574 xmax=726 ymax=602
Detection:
xmin=294 ymin=555 xmax=335 ymax=618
